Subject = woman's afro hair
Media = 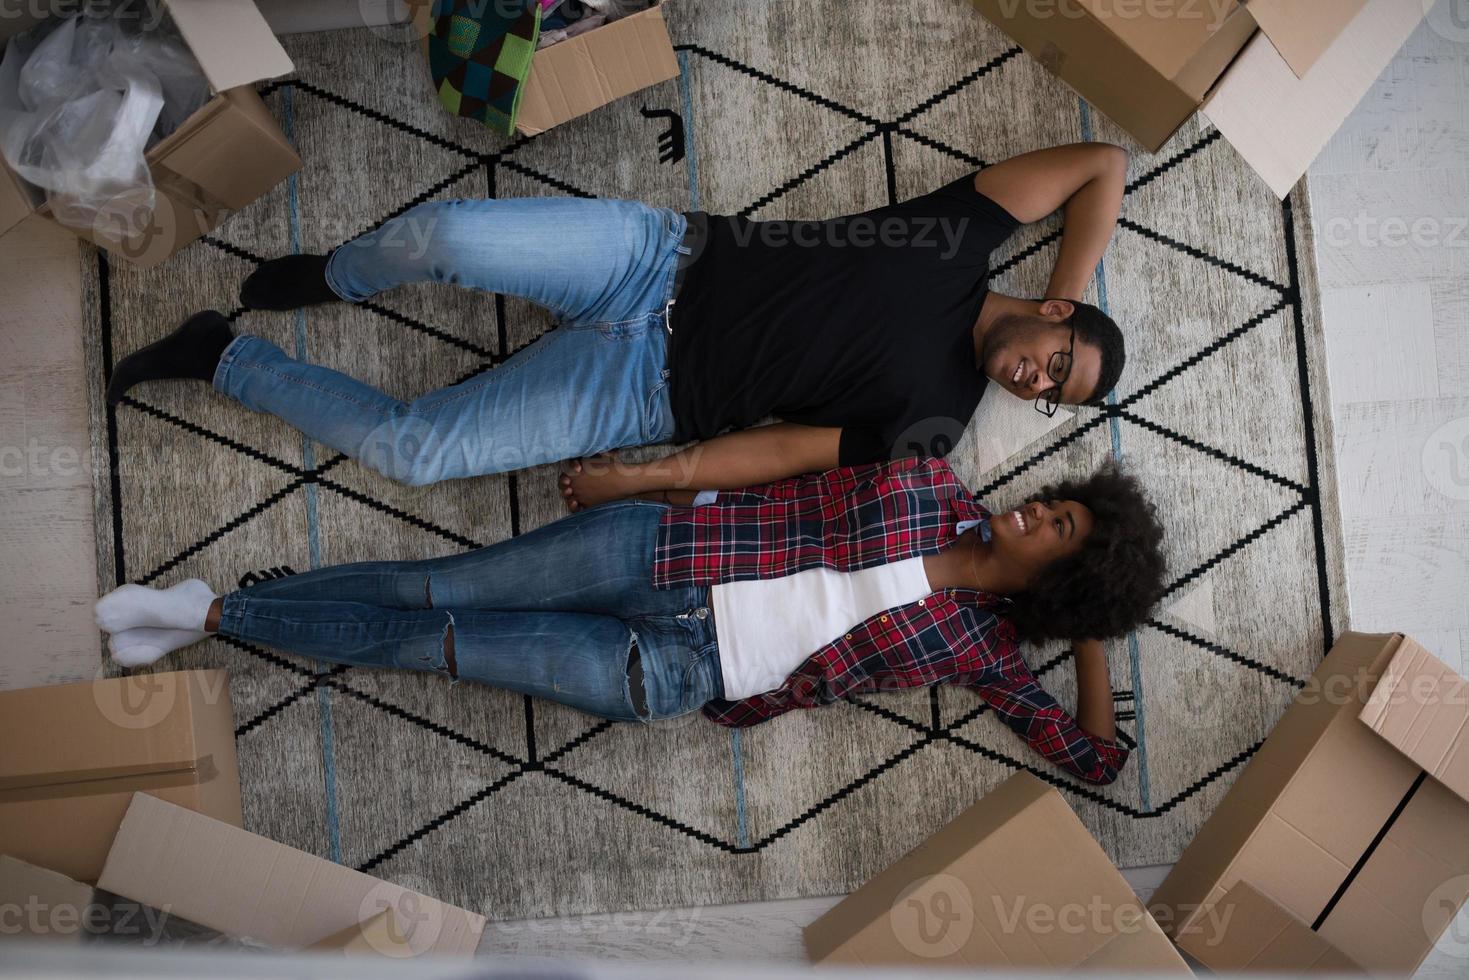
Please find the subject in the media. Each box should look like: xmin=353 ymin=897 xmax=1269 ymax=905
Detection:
xmin=1004 ymin=462 xmax=1166 ymax=642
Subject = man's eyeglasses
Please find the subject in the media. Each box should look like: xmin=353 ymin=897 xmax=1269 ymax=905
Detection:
xmin=1034 ymin=323 xmax=1076 ymax=417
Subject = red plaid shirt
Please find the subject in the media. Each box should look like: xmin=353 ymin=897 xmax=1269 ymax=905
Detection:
xmin=653 ymin=457 xmax=1128 ymax=785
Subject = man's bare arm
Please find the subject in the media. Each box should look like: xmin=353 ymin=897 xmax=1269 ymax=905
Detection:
xmin=972 ymin=142 xmax=1127 ymax=301
xmin=561 ymin=423 xmax=842 ymax=510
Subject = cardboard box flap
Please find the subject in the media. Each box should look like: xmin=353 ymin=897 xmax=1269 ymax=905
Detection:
xmin=1360 ymin=637 xmax=1469 ymax=804
xmin=0 ymin=855 xmax=95 ymax=943
xmin=1074 ymin=0 xmax=1246 ymax=81
xmin=1200 ymin=0 xmax=1425 ymax=198
xmin=99 ymin=793 xmax=485 ymax=956
xmin=0 ymin=673 xmax=219 ymax=790
xmin=310 ymin=910 xmax=415 ymax=956
xmin=163 ymin=0 xmax=294 ymax=93
xmin=1178 ymin=880 xmax=1366 ymax=972
xmin=1246 ymin=0 xmax=1369 ymax=78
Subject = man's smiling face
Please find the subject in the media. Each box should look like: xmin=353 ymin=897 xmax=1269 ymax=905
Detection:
xmin=981 ymin=312 xmax=1102 ymax=406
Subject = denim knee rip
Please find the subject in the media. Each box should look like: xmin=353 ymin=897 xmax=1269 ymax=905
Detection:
xmin=415 ymin=612 xmax=459 ymax=685
xmin=627 ymin=636 xmax=650 ymax=721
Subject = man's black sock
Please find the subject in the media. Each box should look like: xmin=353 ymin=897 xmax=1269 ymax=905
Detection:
xmin=105 ymin=310 xmax=234 ymax=406
xmin=239 ymin=252 xmax=339 ymax=311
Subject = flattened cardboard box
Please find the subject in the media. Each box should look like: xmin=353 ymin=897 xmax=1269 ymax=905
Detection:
xmin=0 ymin=854 xmax=98 ymax=944
xmin=98 ymin=793 xmax=485 ymax=957
xmin=970 ymin=0 xmax=1424 ymax=197
xmin=804 ymin=771 xmax=1190 ymax=973
xmin=0 ymin=669 xmax=242 ymax=884
xmin=1150 ymin=632 xmax=1469 ymax=977
xmin=0 ymin=0 xmax=300 ymax=266
xmin=406 ymin=0 xmax=679 ymax=135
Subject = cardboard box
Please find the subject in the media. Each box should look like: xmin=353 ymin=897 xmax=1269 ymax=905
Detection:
xmin=0 ymin=670 xmax=243 ymax=884
xmin=970 ymin=0 xmax=1425 ymax=197
xmin=309 ymin=909 xmax=415 ymax=957
xmin=0 ymin=855 xmax=100 ymax=944
xmin=1150 ymin=633 xmax=1469 ymax=977
xmin=1188 ymin=881 xmax=1365 ymax=974
xmin=803 ymin=771 xmax=1191 ymax=972
xmin=406 ymin=1 xmax=680 ymax=136
xmin=0 ymin=0 xmax=300 ymax=267
xmin=98 ymin=792 xmax=486 ymax=957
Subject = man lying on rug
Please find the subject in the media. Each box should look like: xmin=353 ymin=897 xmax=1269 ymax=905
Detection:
xmin=94 ymin=455 xmax=1164 ymax=786
xmin=104 ymin=142 xmax=1128 ymax=492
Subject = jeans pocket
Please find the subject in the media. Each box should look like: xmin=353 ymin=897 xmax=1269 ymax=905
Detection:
xmin=680 ymin=645 xmax=719 ymax=713
xmin=642 ymin=375 xmax=672 ymax=444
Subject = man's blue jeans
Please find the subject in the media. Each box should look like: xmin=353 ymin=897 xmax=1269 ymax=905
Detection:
xmin=216 ymin=501 xmax=724 ymax=722
xmin=214 ymin=198 xmax=688 ymax=485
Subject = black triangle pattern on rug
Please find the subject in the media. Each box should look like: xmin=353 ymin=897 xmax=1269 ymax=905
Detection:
xmin=89 ymin=20 xmax=1338 ymax=917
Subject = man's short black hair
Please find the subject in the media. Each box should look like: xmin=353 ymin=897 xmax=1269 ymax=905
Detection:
xmin=1005 ymin=462 xmax=1165 ymax=642
xmin=1066 ymin=300 xmax=1125 ymax=404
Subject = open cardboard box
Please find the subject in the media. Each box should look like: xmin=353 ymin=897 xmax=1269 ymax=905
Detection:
xmin=1149 ymin=633 xmax=1469 ymax=976
xmin=0 ymin=670 xmax=242 ymax=885
xmin=804 ymin=771 xmax=1191 ymax=972
xmin=405 ymin=0 xmax=680 ymax=136
xmin=0 ymin=0 xmax=300 ymax=267
xmin=970 ymin=0 xmax=1427 ymax=197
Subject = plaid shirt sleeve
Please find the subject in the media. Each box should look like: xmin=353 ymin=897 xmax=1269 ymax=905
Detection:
xmin=969 ymin=662 xmax=1130 ymax=786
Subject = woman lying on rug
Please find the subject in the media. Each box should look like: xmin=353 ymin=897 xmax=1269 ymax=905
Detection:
xmin=93 ymin=455 xmax=1164 ymax=786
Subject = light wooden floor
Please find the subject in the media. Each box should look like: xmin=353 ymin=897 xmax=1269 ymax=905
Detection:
xmin=1 ymin=3 xmax=1466 ymax=973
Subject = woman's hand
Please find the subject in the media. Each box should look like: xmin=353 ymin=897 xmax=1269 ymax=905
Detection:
xmin=559 ymin=454 xmax=639 ymax=512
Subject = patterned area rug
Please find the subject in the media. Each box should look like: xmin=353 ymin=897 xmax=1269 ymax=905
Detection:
xmin=83 ymin=0 xmax=1346 ymax=925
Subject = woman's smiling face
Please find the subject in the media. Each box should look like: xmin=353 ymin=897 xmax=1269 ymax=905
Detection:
xmin=988 ymin=498 xmax=1094 ymax=587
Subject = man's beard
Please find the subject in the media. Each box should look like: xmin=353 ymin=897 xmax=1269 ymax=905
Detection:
xmin=979 ymin=312 xmax=1031 ymax=364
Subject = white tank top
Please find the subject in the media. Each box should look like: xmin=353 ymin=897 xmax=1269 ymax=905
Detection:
xmin=710 ymin=556 xmax=933 ymax=700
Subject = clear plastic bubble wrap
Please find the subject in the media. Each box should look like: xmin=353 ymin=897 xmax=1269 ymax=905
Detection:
xmin=0 ymin=1 xmax=210 ymax=235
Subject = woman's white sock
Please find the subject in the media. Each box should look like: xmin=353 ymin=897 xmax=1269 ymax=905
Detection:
xmin=108 ymin=627 xmax=209 ymax=668
xmin=95 ymin=579 xmax=218 ymax=634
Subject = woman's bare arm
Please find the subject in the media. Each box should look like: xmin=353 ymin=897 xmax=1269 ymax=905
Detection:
xmin=1070 ymin=637 xmax=1117 ymax=741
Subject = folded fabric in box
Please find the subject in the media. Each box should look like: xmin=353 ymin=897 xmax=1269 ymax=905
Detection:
xmin=426 ymin=0 xmax=540 ymax=135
